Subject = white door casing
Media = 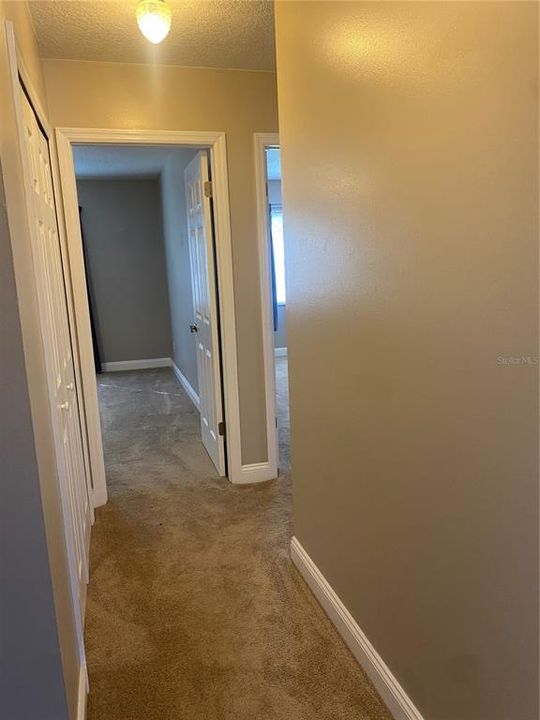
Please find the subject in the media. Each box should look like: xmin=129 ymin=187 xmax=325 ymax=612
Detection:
xmin=185 ymin=152 xmax=226 ymax=475
xmin=19 ymin=88 xmax=91 ymax=625
xmin=55 ymin=128 xmax=247 ymax=484
xmin=253 ymin=133 xmax=280 ymax=481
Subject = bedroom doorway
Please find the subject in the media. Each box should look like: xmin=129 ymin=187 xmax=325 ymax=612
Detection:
xmin=254 ymin=134 xmax=290 ymax=477
xmin=56 ymin=129 xmax=243 ymax=504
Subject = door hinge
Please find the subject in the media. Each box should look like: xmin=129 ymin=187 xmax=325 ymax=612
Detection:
xmin=218 ymin=421 xmax=225 ymax=436
xmin=204 ymin=180 xmax=213 ymax=198
xmin=275 ymin=417 xmax=278 ymax=428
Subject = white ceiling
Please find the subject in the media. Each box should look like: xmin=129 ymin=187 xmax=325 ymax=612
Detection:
xmin=73 ymin=144 xmax=196 ymax=179
xmin=266 ymin=147 xmax=280 ymax=181
xmin=29 ymin=1 xmax=276 ymax=71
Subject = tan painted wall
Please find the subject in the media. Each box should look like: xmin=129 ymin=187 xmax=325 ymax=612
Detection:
xmin=275 ymin=2 xmax=538 ymax=719
xmin=0 ymin=2 xmax=78 ymax=718
xmin=42 ymin=59 xmax=279 ymax=465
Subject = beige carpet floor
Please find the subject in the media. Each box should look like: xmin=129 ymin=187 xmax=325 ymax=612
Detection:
xmin=86 ymin=367 xmax=391 ymax=720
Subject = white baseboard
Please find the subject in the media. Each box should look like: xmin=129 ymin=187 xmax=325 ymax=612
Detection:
xmin=274 ymin=347 xmax=288 ymax=357
xmin=235 ymin=461 xmax=277 ymax=484
xmin=77 ymin=663 xmax=87 ymax=720
xmin=171 ymin=360 xmax=200 ymax=410
xmin=101 ymin=357 xmax=171 ymax=372
xmin=290 ymin=537 xmax=424 ymax=720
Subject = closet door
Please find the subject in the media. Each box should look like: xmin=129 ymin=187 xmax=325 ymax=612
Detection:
xmin=19 ymin=87 xmax=91 ymax=619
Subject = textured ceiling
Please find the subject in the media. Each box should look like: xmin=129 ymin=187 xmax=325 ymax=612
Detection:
xmin=73 ymin=145 xmax=196 ymax=178
xmin=29 ymin=0 xmax=276 ymax=71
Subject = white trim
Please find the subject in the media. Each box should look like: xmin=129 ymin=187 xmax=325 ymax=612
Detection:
xmin=274 ymin=347 xmax=288 ymax=357
xmin=55 ymin=131 xmax=108 ymax=507
xmin=290 ymin=537 xmax=424 ymax=720
xmin=254 ymin=133 xmax=280 ymax=481
xmin=54 ymin=128 xmax=244 ymax=487
xmin=77 ymin=662 xmax=88 ymax=720
xmin=210 ymin=133 xmax=242 ymax=484
xmin=238 ymin=462 xmax=275 ymax=484
xmin=171 ymin=360 xmax=200 ymax=410
xmin=50 ymin=134 xmax=96 ymax=523
xmin=101 ymin=357 xmax=171 ymax=372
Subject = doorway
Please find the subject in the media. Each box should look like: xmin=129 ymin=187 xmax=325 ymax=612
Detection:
xmin=71 ymin=143 xmax=227 ymax=486
xmin=254 ymin=134 xmax=290 ymax=477
xmin=56 ymin=129 xmax=244 ymax=503
xmin=266 ymin=147 xmax=290 ymax=473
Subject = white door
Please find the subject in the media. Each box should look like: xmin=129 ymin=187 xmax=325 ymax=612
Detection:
xmin=185 ymin=152 xmax=226 ymax=475
xmin=19 ymin=88 xmax=91 ymax=620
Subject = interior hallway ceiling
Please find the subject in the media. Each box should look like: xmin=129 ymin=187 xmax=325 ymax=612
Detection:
xmin=73 ymin=144 xmax=196 ymax=179
xmin=29 ymin=1 xmax=276 ymax=71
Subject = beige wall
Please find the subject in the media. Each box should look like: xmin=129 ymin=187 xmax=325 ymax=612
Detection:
xmin=0 ymin=2 xmax=78 ymax=718
xmin=160 ymin=148 xmax=199 ymax=391
xmin=43 ymin=59 xmax=279 ymax=465
xmin=77 ymin=178 xmax=172 ymax=363
xmin=275 ymin=2 xmax=538 ymax=719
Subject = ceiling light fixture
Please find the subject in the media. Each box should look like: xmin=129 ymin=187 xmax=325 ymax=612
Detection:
xmin=136 ymin=0 xmax=172 ymax=44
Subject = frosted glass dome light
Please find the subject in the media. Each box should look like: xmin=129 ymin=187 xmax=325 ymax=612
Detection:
xmin=136 ymin=0 xmax=172 ymax=44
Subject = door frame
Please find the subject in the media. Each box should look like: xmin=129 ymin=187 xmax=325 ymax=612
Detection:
xmin=254 ymin=132 xmax=281 ymax=479
xmin=55 ymin=128 xmax=243 ymax=501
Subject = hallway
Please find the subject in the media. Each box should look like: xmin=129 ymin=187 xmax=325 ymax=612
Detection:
xmin=87 ymin=369 xmax=390 ymax=720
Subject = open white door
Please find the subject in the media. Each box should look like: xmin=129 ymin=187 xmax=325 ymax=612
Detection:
xmin=18 ymin=88 xmax=91 ymax=624
xmin=185 ymin=152 xmax=226 ymax=475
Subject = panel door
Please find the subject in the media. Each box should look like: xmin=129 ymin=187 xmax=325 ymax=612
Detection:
xmin=19 ymin=88 xmax=91 ymax=618
xmin=185 ymin=152 xmax=226 ymax=475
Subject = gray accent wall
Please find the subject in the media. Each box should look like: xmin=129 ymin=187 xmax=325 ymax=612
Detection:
xmin=76 ymin=178 xmax=172 ymax=363
xmin=274 ymin=306 xmax=287 ymax=350
xmin=268 ymin=179 xmax=281 ymax=206
xmin=160 ymin=149 xmax=199 ymax=393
